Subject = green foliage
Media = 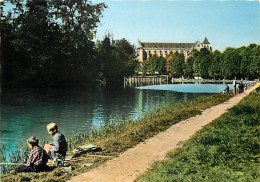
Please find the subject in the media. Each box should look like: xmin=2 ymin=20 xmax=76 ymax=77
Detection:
xmin=221 ymin=47 xmax=242 ymax=79
xmin=193 ymin=48 xmax=212 ymax=78
xmin=137 ymin=89 xmax=260 ymax=182
xmin=166 ymin=51 xmax=185 ymax=77
xmin=141 ymin=55 xmax=167 ymax=75
xmin=138 ymin=44 xmax=259 ymax=80
xmin=1 ymin=0 xmax=108 ymax=88
xmin=249 ymin=45 xmax=260 ymax=79
xmin=208 ymin=50 xmax=222 ymax=79
xmin=95 ymin=35 xmax=137 ymax=87
xmin=183 ymin=56 xmax=194 ymax=78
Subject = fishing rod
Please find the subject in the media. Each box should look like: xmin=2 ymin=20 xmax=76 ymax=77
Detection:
xmin=0 ymin=163 xmax=21 ymax=165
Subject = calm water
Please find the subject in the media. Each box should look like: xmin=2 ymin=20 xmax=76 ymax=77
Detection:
xmin=0 ymin=84 xmax=228 ymax=149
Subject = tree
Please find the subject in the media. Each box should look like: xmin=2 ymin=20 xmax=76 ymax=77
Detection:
xmin=183 ymin=56 xmax=194 ymax=78
xmin=166 ymin=51 xmax=185 ymax=77
xmin=239 ymin=44 xmax=257 ymax=79
xmin=249 ymin=45 xmax=260 ymax=79
xmin=221 ymin=47 xmax=242 ymax=79
xmin=166 ymin=52 xmax=174 ymax=75
xmin=208 ymin=50 xmax=222 ymax=79
xmin=172 ymin=52 xmax=185 ymax=77
xmin=193 ymin=48 xmax=212 ymax=78
xmin=1 ymin=0 xmax=107 ymax=88
xmin=96 ymin=35 xmax=137 ymax=87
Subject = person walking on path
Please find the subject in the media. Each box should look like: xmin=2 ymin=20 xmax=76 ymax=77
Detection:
xmin=233 ymin=80 xmax=237 ymax=95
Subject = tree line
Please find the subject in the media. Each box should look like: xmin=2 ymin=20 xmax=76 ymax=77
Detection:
xmin=139 ymin=44 xmax=260 ymax=80
xmin=0 ymin=0 xmax=137 ymax=88
xmin=1 ymin=0 xmax=259 ymax=89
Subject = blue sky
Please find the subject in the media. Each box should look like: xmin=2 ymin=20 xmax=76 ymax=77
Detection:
xmin=2 ymin=0 xmax=260 ymax=51
xmin=94 ymin=0 xmax=260 ymax=51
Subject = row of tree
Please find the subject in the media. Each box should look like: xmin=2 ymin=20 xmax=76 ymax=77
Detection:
xmin=1 ymin=0 xmax=137 ymax=88
xmin=139 ymin=44 xmax=260 ymax=80
xmin=1 ymin=0 xmax=259 ymax=89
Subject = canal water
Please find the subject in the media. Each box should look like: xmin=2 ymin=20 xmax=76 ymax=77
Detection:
xmin=0 ymin=84 xmax=229 ymax=150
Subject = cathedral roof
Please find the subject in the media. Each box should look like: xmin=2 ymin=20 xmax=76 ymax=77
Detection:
xmin=139 ymin=42 xmax=194 ymax=49
xmin=203 ymin=37 xmax=210 ymax=44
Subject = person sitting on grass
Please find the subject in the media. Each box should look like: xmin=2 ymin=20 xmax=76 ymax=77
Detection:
xmin=45 ymin=123 xmax=68 ymax=160
xmin=16 ymin=136 xmax=48 ymax=173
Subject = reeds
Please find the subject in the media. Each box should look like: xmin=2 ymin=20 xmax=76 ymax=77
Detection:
xmin=66 ymin=119 xmax=135 ymax=150
xmin=0 ymin=139 xmax=48 ymax=175
xmin=0 ymin=143 xmax=29 ymax=174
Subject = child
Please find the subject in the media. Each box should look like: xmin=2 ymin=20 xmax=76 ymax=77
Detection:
xmin=45 ymin=123 xmax=68 ymax=159
xmin=16 ymin=136 xmax=48 ymax=173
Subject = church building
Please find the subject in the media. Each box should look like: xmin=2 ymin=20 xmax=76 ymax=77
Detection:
xmin=136 ymin=37 xmax=212 ymax=63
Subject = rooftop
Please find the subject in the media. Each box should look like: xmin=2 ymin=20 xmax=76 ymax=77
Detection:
xmin=140 ymin=42 xmax=194 ymax=49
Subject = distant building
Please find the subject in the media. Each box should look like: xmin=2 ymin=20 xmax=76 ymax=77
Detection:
xmin=136 ymin=37 xmax=212 ymax=63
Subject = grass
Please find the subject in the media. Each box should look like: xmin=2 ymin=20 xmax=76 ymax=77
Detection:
xmin=137 ymin=87 xmax=260 ymax=182
xmin=1 ymin=93 xmax=232 ymax=182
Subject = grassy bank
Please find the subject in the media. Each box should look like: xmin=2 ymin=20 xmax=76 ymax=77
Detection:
xmin=1 ymin=93 xmax=232 ymax=182
xmin=137 ymin=88 xmax=260 ymax=182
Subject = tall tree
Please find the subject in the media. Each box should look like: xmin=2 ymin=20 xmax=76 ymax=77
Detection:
xmin=1 ymin=0 xmax=107 ymax=88
xmin=183 ymin=56 xmax=194 ymax=78
xmin=194 ymin=48 xmax=212 ymax=78
xmin=208 ymin=50 xmax=222 ymax=79
xmin=249 ymin=45 xmax=260 ymax=79
xmin=96 ymin=35 xmax=137 ymax=87
xmin=166 ymin=51 xmax=185 ymax=77
xmin=221 ymin=47 xmax=242 ymax=79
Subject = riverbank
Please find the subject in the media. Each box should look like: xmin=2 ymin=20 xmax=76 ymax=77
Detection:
xmin=1 ymin=91 xmax=233 ymax=181
xmin=68 ymin=83 xmax=259 ymax=182
xmin=138 ymin=84 xmax=260 ymax=182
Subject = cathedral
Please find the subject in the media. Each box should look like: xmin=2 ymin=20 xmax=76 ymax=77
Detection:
xmin=136 ymin=37 xmax=212 ymax=63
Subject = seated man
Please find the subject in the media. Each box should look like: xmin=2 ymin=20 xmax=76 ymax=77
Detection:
xmin=16 ymin=136 xmax=48 ymax=173
xmin=224 ymin=84 xmax=230 ymax=94
xmin=45 ymin=123 xmax=68 ymax=160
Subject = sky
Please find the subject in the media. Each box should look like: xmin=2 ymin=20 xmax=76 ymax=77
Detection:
xmin=94 ymin=0 xmax=260 ymax=51
xmin=2 ymin=0 xmax=260 ymax=51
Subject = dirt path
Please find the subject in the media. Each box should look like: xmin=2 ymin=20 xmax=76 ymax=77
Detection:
xmin=68 ymin=83 xmax=259 ymax=182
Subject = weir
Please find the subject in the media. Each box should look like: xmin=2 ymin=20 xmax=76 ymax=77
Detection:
xmin=124 ymin=76 xmax=233 ymax=88
xmin=124 ymin=75 xmax=169 ymax=88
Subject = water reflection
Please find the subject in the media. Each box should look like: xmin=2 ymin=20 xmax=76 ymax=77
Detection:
xmin=0 ymin=87 xmax=205 ymax=149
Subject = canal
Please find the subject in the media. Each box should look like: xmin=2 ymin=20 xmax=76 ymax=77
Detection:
xmin=0 ymin=84 xmax=229 ymax=149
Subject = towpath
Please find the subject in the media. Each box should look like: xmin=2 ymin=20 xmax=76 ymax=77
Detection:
xmin=68 ymin=83 xmax=260 ymax=182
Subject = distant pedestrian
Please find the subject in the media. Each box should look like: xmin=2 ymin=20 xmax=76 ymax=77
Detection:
xmin=245 ymin=81 xmax=248 ymax=90
xmin=233 ymin=80 xmax=237 ymax=95
xmin=224 ymin=84 xmax=230 ymax=94
xmin=16 ymin=136 xmax=48 ymax=173
xmin=238 ymin=81 xmax=244 ymax=93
